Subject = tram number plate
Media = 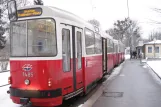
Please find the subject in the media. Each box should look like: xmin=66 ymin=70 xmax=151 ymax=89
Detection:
xmin=23 ymin=72 xmax=33 ymax=77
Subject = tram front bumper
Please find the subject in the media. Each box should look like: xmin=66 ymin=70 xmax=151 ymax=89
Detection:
xmin=9 ymin=87 xmax=63 ymax=106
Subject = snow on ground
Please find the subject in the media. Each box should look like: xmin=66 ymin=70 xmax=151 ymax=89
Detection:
xmin=0 ymin=86 xmax=20 ymax=107
xmin=147 ymin=60 xmax=161 ymax=78
xmin=0 ymin=62 xmax=20 ymax=107
xmin=0 ymin=72 xmax=10 ymax=86
xmin=0 ymin=62 xmax=10 ymax=86
xmin=125 ymin=54 xmax=130 ymax=59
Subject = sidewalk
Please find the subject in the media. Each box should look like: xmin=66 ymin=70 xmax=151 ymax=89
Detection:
xmin=92 ymin=60 xmax=161 ymax=107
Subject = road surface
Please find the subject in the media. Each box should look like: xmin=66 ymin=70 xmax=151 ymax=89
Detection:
xmin=92 ymin=60 xmax=161 ymax=107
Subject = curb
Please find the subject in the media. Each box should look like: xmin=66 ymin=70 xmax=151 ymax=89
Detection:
xmin=146 ymin=63 xmax=161 ymax=80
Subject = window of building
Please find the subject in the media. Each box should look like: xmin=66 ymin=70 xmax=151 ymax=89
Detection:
xmin=155 ymin=46 xmax=159 ymax=53
xmin=148 ymin=46 xmax=152 ymax=53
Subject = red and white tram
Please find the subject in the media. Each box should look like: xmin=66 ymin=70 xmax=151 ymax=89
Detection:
xmin=119 ymin=41 xmax=125 ymax=63
xmin=105 ymin=33 xmax=114 ymax=74
xmin=7 ymin=5 xmax=125 ymax=107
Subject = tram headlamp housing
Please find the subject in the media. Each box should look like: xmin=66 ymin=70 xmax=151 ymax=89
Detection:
xmin=24 ymin=79 xmax=30 ymax=85
xmin=8 ymin=76 xmax=12 ymax=84
xmin=48 ymin=78 xmax=52 ymax=87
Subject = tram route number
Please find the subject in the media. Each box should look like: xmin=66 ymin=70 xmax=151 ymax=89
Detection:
xmin=23 ymin=72 xmax=33 ymax=77
xmin=18 ymin=8 xmax=42 ymax=18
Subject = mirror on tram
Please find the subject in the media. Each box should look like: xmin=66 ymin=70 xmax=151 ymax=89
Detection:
xmin=7 ymin=0 xmax=18 ymax=21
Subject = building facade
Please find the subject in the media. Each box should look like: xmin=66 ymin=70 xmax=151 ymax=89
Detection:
xmin=143 ymin=40 xmax=161 ymax=58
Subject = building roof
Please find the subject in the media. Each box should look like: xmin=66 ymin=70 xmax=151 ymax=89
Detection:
xmin=144 ymin=40 xmax=161 ymax=45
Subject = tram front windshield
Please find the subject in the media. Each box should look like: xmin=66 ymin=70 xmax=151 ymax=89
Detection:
xmin=10 ymin=19 xmax=57 ymax=57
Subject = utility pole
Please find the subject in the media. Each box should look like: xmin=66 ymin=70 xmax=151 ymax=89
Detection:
xmin=91 ymin=0 xmax=96 ymax=19
xmin=127 ymin=0 xmax=133 ymax=51
xmin=127 ymin=0 xmax=130 ymax=18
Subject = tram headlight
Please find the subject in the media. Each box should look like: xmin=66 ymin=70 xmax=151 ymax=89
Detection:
xmin=8 ymin=76 xmax=12 ymax=84
xmin=24 ymin=79 xmax=30 ymax=85
xmin=48 ymin=78 xmax=52 ymax=87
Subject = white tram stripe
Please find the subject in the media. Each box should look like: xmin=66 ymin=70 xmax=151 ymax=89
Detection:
xmin=9 ymin=57 xmax=61 ymax=60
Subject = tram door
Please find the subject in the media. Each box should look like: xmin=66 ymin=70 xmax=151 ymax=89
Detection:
xmin=102 ymin=38 xmax=107 ymax=74
xmin=61 ymin=24 xmax=83 ymax=94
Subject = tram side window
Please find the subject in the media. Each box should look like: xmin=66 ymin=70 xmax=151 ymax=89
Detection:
xmin=113 ymin=43 xmax=115 ymax=52
xmin=114 ymin=43 xmax=116 ymax=52
xmin=107 ymin=39 xmax=110 ymax=53
xmin=107 ymin=39 xmax=112 ymax=53
xmin=77 ymin=31 xmax=82 ymax=69
xmin=85 ymin=28 xmax=95 ymax=55
xmin=116 ymin=45 xmax=118 ymax=53
xmin=95 ymin=33 xmax=102 ymax=54
xmin=62 ymin=29 xmax=71 ymax=72
xmin=110 ymin=40 xmax=113 ymax=52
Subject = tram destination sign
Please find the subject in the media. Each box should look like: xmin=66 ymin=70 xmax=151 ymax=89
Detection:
xmin=17 ymin=8 xmax=42 ymax=18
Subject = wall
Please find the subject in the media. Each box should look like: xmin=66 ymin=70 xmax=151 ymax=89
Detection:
xmin=145 ymin=44 xmax=161 ymax=58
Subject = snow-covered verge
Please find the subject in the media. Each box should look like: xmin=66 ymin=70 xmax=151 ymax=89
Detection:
xmin=0 ymin=72 xmax=10 ymax=86
xmin=0 ymin=62 xmax=10 ymax=86
xmin=147 ymin=60 xmax=161 ymax=78
xmin=0 ymin=86 xmax=20 ymax=107
xmin=0 ymin=62 xmax=20 ymax=107
xmin=125 ymin=54 xmax=130 ymax=59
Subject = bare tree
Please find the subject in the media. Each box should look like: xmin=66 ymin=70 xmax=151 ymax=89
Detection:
xmin=106 ymin=18 xmax=141 ymax=48
xmin=34 ymin=0 xmax=44 ymax=5
xmin=148 ymin=31 xmax=161 ymax=41
xmin=88 ymin=19 xmax=100 ymax=27
xmin=0 ymin=0 xmax=31 ymax=70
xmin=0 ymin=0 xmax=31 ymax=48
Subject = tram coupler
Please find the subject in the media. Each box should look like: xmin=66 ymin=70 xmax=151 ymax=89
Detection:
xmin=22 ymin=101 xmax=32 ymax=107
xmin=20 ymin=98 xmax=30 ymax=105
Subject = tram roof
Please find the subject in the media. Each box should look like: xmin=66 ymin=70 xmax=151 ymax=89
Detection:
xmin=18 ymin=5 xmax=94 ymax=28
xmin=101 ymin=32 xmax=113 ymax=40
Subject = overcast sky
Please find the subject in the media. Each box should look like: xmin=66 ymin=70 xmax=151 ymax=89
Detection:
xmin=32 ymin=0 xmax=161 ymax=39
